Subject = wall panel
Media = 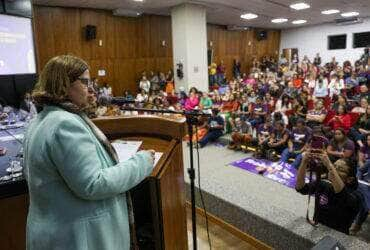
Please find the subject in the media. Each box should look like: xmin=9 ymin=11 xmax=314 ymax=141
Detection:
xmin=33 ymin=5 xmax=280 ymax=95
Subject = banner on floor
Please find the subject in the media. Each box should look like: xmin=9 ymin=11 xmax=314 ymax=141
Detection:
xmin=229 ymin=158 xmax=298 ymax=188
xmin=230 ymin=157 xmax=370 ymax=208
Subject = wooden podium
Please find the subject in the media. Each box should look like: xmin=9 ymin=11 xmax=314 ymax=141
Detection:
xmin=93 ymin=115 xmax=188 ymax=250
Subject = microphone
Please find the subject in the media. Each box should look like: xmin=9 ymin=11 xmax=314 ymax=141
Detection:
xmin=110 ymin=97 xmax=136 ymax=105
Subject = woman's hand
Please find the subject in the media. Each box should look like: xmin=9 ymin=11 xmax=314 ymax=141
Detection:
xmin=145 ymin=149 xmax=156 ymax=165
xmin=319 ymin=152 xmax=332 ymax=167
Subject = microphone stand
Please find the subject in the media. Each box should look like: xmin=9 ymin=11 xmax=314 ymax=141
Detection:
xmin=120 ymin=105 xmax=211 ymax=250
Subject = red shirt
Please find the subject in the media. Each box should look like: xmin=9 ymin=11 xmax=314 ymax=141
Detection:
xmin=328 ymin=114 xmax=351 ymax=132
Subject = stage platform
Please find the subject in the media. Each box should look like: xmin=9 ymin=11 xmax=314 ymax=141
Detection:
xmin=182 ymin=142 xmax=370 ymax=249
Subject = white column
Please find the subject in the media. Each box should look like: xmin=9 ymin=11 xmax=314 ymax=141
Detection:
xmin=171 ymin=4 xmax=209 ymax=92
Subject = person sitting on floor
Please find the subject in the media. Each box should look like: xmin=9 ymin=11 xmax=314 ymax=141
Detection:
xmin=257 ymin=115 xmax=273 ymax=140
xmin=271 ymin=110 xmax=289 ymax=128
xmin=280 ymin=118 xmax=311 ymax=169
xmin=197 ymin=108 xmax=224 ymax=148
xmin=184 ymin=91 xmax=199 ymax=111
xmin=228 ymin=117 xmax=252 ymax=151
xmin=327 ymin=128 xmax=355 ymax=163
xmin=247 ymin=96 xmax=268 ymax=128
xmin=199 ymin=92 xmax=213 ymax=112
xmin=262 ymin=120 xmax=290 ymax=160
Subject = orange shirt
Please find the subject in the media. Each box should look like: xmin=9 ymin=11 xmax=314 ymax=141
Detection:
xmin=293 ymin=78 xmax=303 ymax=88
xmin=165 ymin=81 xmax=174 ymax=94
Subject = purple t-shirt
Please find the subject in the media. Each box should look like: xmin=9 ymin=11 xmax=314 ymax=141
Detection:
xmin=258 ymin=124 xmax=272 ymax=138
xmin=272 ymin=128 xmax=290 ymax=143
xmin=360 ymin=146 xmax=370 ymax=161
xmin=253 ymin=103 xmax=269 ymax=118
xmin=291 ymin=127 xmax=312 ymax=150
xmin=329 ymin=139 xmax=355 ymax=160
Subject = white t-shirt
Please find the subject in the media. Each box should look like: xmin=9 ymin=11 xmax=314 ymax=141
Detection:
xmin=139 ymin=80 xmax=151 ymax=93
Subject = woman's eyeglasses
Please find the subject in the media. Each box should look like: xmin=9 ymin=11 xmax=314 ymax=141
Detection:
xmin=77 ymin=78 xmax=92 ymax=87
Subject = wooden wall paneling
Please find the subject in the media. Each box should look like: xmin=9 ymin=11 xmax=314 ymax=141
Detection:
xmin=136 ymin=16 xmax=151 ymax=59
xmin=0 ymin=195 xmax=28 ymax=250
xmin=149 ymin=15 xmax=160 ymax=58
xmin=51 ymin=8 xmax=81 ymax=58
xmin=80 ymin=9 xmax=94 ymax=60
xmin=114 ymin=59 xmax=136 ymax=95
xmin=33 ymin=6 xmax=55 ymax=70
xmin=33 ymin=5 xmax=280 ymax=93
xmin=105 ymin=14 xmax=116 ymax=60
xmin=80 ymin=9 xmax=107 ymax=60
xmin=114 ymin=17 xmax=126 ymax=59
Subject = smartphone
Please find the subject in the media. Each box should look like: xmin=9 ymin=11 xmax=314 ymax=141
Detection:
xmin=309 ymin=135 xmax=327 ymax=153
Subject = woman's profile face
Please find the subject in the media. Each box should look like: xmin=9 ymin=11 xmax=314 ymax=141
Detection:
xmin=67 ymin=69 xmax=90 ymax=108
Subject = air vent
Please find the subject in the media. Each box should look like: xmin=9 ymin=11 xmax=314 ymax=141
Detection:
xmin=226 ymin=25 xmax=250 ymax=31
xmin=335 ymin=17 xmax=363 ymax=26
xmin=112 ymin=9 xmax=142 ymax=17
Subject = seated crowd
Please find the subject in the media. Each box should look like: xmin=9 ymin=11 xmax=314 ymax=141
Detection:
xmin=1 ymin=51 xmax=369 ymax=236
xmin=83 ymin=53 xmax=370 ymax=235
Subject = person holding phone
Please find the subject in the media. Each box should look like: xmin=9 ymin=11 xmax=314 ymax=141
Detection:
xmin=296 ymin=151 xmax=367 ymax=235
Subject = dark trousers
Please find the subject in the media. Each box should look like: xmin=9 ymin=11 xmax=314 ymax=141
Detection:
xmin=348 ymin=127 xmax=365 ymax=143
xmin=260 ymin=141 xmax=285 ymax=156
xmin=198 ymin=130 xmax=223 ymax=147
xmin=354 ymin=190 xmax=369 ymax=226
xmin=358 ymin=160 xmax=370 ymax=181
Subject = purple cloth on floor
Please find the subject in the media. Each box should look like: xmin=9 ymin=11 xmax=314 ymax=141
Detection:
xmin=230 ymin=157 xmax=297 ymax=188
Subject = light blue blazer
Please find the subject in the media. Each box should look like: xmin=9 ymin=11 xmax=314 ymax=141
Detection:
xmin=23 ymin=106 xmax=153 ymax=250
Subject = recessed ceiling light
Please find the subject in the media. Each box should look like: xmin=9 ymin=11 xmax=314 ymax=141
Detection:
xmin=290 ymin=2 xmax=310 ymax=10
xmin=341 ymin=12 xmax=359 ymax=17
xmin=241 ymin=13 xmax=258 ymax=20
xmin=292 ymin=19 xmax=307 ymax=24
xmin=271 ymin=18 xmax=288 ymax=23
xmin=321 ymin=9 xmax=340 ymax=15
xmin=133 ymin=0 xmax=144 ymax=2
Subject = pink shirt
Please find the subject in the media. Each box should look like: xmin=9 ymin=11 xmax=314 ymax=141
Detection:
xmin=184 ymin=97 xmax=199 ymax=111
xmin=243 ymin=78 xmax=256 ymax=86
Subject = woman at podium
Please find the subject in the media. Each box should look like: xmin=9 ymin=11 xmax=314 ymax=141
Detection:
xmin=23 ymin=55 xmax=155 ymax=250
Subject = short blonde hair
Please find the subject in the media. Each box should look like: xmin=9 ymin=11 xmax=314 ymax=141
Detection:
xmin=33 ymin=55 xmax=88 ymax=105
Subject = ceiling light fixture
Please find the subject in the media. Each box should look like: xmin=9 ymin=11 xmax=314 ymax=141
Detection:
xmin=133 ymin=0 xmax=144 ymax=2
xmin=341 ymin=12 xmax=359 ymax=17
xmin=271 ymin=18 xmax=288 ymax=23
xmin=240 ymin=13 xmax=258 ymax=20
xmin=292 ymin=19 xmax=307 ymax=24
xmin=321 ymin=9 xmax=340 ymax=15
xmin=290 ymin=2 xmax=310 ymax=10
